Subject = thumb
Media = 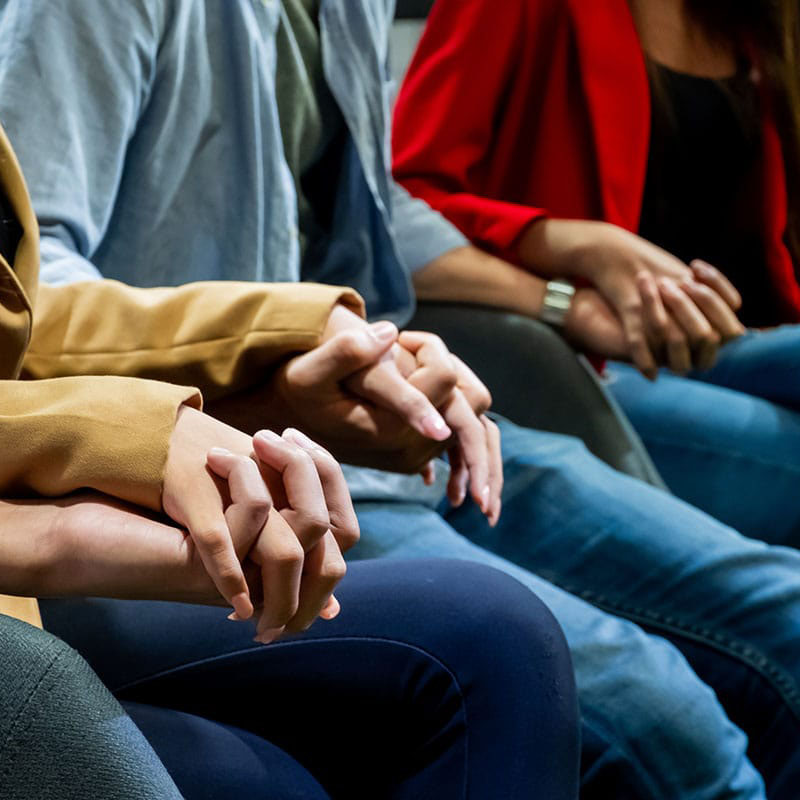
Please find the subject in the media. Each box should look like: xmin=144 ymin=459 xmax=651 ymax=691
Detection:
xmin=287 ymin=321 xmax=398 ymax=387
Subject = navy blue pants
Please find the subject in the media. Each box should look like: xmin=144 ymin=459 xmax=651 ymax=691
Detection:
xmin=42 ymin=560 xmax=579 ymax=799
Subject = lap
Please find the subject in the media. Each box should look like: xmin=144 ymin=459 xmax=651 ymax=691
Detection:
xmin=690 ymin=325 xmax=800 ymax=410
xmin=606 ymin=360 xmax=800 ymax=542
xmin=352 ymin=495 xmax=766 ymax=799
xmin=124 ymin=702 xmax=329 ymax=800
xmin=42 ymin=559 xmax=579 ymax=800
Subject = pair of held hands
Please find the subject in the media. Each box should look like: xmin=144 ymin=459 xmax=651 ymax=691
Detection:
xmin=524 ymin=220 xmax=746 ymax=377
xmin=152 ymin=307 xmax=501 ymax=641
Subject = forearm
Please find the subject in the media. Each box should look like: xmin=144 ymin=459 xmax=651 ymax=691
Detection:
xmin=0 ymin=496 xmax=221 ymax=604
xmin=414 ymin=245 xmax=547 ymax=318
xmin=28 ymin=281 xmax=364 ymax=401
xmin=516 ymin=218 xmax=605 ymax=281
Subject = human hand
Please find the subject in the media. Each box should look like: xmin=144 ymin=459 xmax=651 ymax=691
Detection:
xmin=350 ymin=331 xmax=503 ymax=525
xmin=522 ymin=219 xmax=744 ymax=377
xmin=163 ymin=405 xmax=275 ymax=621
xmin=257 ymin=304 xmax=453 ymax=473
xmin=0 ymin=452 xmax=353 ymax=644
xmin=241 ymin=427 xmax=357 ymax=642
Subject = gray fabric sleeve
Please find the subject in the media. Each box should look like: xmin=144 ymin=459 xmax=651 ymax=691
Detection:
xmin=0 ymin=615 xmax=181 ymax=799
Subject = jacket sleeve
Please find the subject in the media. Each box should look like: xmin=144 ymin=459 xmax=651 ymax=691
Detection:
xmin=392 ymin=0 xmax=548 ymax=260
xmin=0 ymin=376 xmax=201 ymax=510
xmin=24 ymin=280 xmax=365 ymax=401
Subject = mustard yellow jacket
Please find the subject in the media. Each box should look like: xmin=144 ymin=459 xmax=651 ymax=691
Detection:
xmin=0 ymin=126 xmax=363 ymax=625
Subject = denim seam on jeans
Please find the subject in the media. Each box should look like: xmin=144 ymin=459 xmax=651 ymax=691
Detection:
xmin=560 ymin=583 xmax=800 ymax=719
xmin=111 ymin=635 xmax=471 ymax=799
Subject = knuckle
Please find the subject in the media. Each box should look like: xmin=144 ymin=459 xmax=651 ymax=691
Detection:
xmin=666 ymin=329 xmax=688 ymax=347
xmin=295 ymin=511 xmax=330 ymax=542
xmin=339 ymin=526 xmax=361 ymax=550
xmin=623 ymin=299 xmax=643 ymax=316
xmin=626 ymin=332 xmax=645 ymax=348
xmin=439 ymin=362 xmax=458 ymax=387
xmin=322 ymin=558 xmax=347 ymax=584
xmin=314 ymin=446 xmax=341 ymax=475
xmin=240 ymin=496 xmax=272 ymax=519
xmin=195 ymin=526 xmax=230 ymax=552
xmin=336 ymin=329 xmax=371 ymax=361
xmin=215 ymin=561 xmax=242 ymax=583
xmin=425 ymin=333 xmax=445 ymax=350
xmin=476 ymin=386 xmax=492 ymax=413
xmin=273 ymin=540 xmax=305 ymax=571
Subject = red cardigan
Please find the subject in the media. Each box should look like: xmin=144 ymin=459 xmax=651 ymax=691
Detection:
xmin=392 ymin=0 xmax=800 ymax=323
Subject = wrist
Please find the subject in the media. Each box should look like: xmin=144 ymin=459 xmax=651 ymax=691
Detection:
xmin=519 ymin=218 xmax=607 ymax=282
xmin=0 ymin=500 xmax=66 ymax=596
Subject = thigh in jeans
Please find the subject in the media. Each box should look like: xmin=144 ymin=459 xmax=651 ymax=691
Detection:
xmin=606 ymin=359 xmax=800 ymax=544
xmin=447 ymin=418 xmax=800 ymax=794
xmin=41 ymin=560 xmax=580 ymax=800
xmin=353 ymin=499 xmax=766 ymax=800
xmin=690 ymin=325 xmax=800 ymax=410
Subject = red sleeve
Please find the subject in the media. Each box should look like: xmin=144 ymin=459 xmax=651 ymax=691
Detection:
xmin=392 ymin=0 xmax=548 ymax=260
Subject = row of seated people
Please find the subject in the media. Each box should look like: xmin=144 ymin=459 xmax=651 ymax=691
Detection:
xmin=1 ymin=0 xmax=800 ymax=797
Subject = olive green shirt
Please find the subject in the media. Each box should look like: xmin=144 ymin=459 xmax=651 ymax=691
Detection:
xmin=275 ymin=0 xmax=344 ymax=261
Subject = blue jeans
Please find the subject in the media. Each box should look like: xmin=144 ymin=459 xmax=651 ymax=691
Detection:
xmin=607 ymin=326 xmax=800 ymax=544
xmin=349 ymin=419 xmax=800 ymax=799
xmin=41 ymin=560 xmax=579 ymax=800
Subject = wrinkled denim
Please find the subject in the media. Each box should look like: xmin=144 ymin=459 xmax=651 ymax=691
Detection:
xmin=350 ymin=417 xmax=800 ymax=799
xmin=608 ymin=326 xmax=800 ymax=544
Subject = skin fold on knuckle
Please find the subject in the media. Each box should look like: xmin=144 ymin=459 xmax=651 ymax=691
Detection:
xmin=195 ymin=526 xmax=232 ymax=556
xmin=293 ymin=511 xmax=330 ymax=546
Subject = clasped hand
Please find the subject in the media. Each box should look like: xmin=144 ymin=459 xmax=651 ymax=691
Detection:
xmin=164 ymin=407 xmax=358 ymax=643
xmin=267 ymin=306 xmax=503 ymax=525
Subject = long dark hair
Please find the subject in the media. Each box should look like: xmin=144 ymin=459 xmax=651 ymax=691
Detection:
xmin=687 ymin=0 xmax=800 ymax=259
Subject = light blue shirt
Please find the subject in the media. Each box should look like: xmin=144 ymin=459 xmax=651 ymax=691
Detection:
xmin=0 ymin=0 xmax=463 ymax=503
xmin=0 ymin=0 xmax=466 ymax=325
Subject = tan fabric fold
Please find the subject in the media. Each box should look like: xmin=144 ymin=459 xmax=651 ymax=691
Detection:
xmin=27 ymin=281 xmax=364 ymax=400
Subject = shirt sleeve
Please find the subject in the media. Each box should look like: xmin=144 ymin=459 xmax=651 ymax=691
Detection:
xmin=392 ymin=0 xmax=548 ymax=261
xmin=0 ymin=0 xmax=165 ymax=286
xmin=388 ymin=180 xmax=469 ymax=272
xmin=0 ymin=376 xmax=201 ymax=511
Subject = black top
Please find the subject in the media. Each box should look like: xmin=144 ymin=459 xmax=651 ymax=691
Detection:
xmin=638 ymin=62 xmax=777 ymax=326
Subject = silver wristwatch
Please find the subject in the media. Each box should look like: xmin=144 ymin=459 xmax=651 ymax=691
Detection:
xmin=539 ymin=279 xmax=576 ymax=327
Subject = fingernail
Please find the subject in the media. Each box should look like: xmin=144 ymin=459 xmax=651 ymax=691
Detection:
xmin=491 ymin=501 xmax=502 ymax=528
xmin=283 ymin=428 xmax=319 ymax=450
xmin=255 ymin=429 xmax=282 ymax=445
xmin=227 ymin=612 xmax=240 ymax=621
xmin=369 ymin=321 xmax=397 ymax=342
xmin=480 ymin=485 xmax=491 ymax=512
xmin=420 ymin=412 xmax=451 ymax=441
xmin=320 ymin=596 xmax=341 ymax=620
xmin=254 ymin=627 xmax=282 ymax=645
xmin=208 ymin=447 xmax=233 ymax=458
